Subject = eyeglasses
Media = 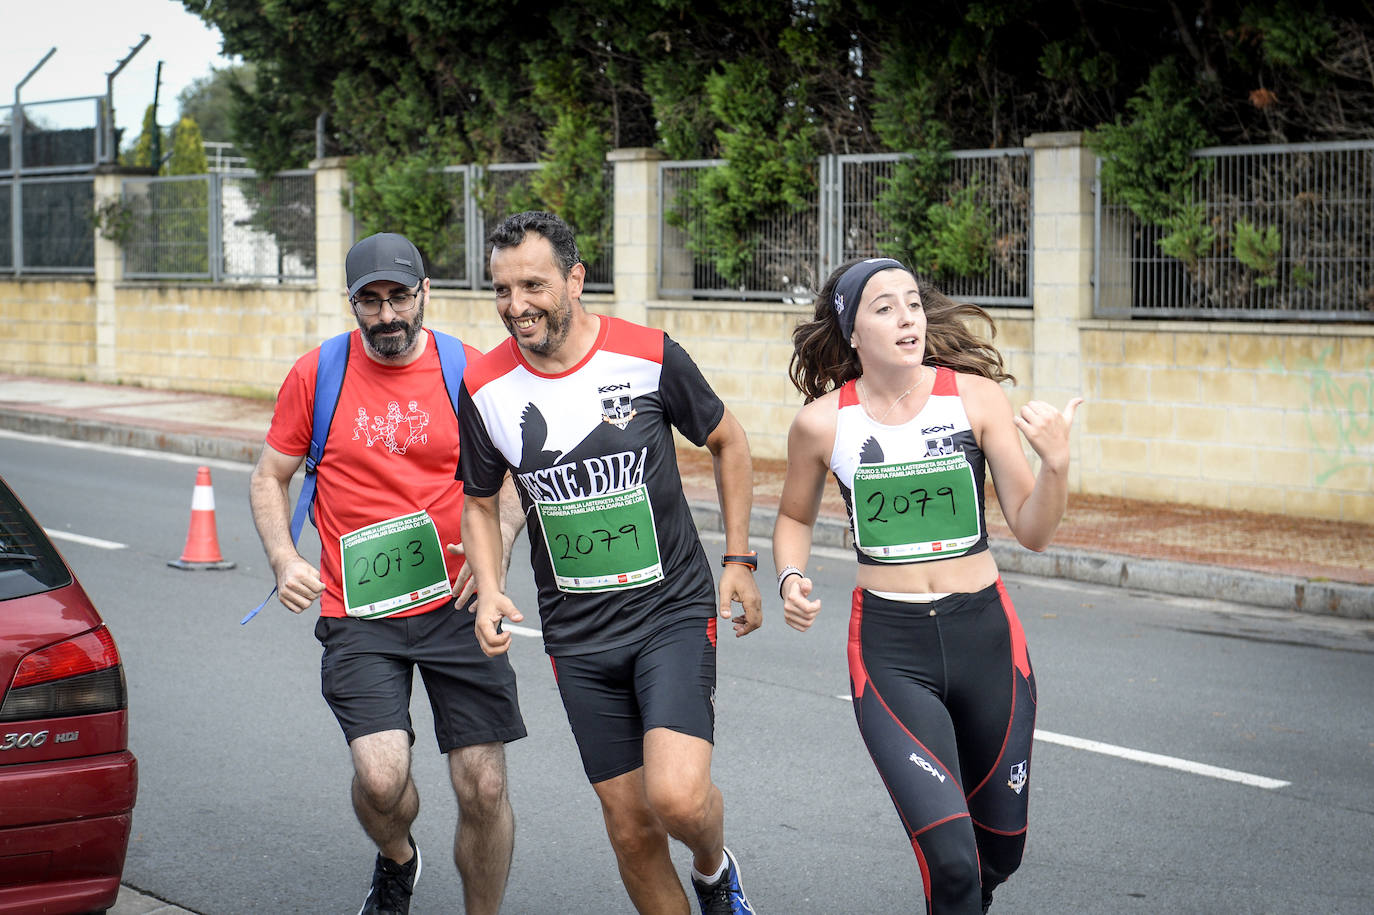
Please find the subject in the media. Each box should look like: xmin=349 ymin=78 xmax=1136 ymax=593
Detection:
xmin=351 ymin=287 xmax=421 ymax=316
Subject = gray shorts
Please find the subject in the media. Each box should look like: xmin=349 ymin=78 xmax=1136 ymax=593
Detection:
xmin=315 ymin=597 xmax=526 ymax=753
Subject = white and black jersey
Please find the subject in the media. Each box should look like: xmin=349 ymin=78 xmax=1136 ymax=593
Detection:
xmin=459 ymin=315 xmax=725 ymax=656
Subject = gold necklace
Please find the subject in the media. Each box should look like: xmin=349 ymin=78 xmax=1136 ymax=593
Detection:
xmin=858 ymin=368 xmax=927 ymax=424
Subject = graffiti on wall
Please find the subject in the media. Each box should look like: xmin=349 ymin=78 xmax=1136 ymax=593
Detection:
xmin=1269 ymin=348 xmax=1374 ymax=485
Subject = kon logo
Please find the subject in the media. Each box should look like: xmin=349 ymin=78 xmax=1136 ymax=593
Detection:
xmin=909 ymin=752 xmax=947 ymax=783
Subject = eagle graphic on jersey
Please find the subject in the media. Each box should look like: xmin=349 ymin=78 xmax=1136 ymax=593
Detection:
xmin=859 ymin=436 xmax=885 ymax=465
xmin=518 ymin=402 xmax=564 ymax=472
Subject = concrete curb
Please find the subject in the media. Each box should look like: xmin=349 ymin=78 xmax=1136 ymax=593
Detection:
xmin=986 ymin=540 xmax=1374 ymax=620
xmin=0 ymin=408 xmax=261 ymax=465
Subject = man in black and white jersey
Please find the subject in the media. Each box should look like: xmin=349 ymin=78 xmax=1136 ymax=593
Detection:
xmin=458 ymin=211 xmax=762 ymax=914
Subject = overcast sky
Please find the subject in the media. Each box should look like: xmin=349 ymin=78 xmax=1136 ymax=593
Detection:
xmin=2 ymin=0 xmax=237 ymax=138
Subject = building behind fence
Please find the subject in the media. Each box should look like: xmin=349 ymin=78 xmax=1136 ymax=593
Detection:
xmin=0 ymin=134 xmax=1371 ymax=524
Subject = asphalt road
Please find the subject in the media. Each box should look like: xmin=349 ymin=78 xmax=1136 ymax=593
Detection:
xmin=2 ymin=430 xmax=1372 ymax=914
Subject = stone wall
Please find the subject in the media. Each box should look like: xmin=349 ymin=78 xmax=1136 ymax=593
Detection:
xmin=0 ymin=279 xmax=96 ymax=377
xmin=1081 ymin=322 xmax=1374 ymax=521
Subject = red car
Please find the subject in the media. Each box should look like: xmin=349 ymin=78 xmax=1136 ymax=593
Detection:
xmin=0 ymin=475 xmax=138 ymax=914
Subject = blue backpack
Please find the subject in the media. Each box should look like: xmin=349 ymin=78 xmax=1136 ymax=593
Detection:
xmin=242 ymin=330 xmax=468 ymax=624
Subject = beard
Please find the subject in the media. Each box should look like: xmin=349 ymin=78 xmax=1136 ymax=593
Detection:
xmin=360 ymin=298 xmax=424 ymax=358
xmin=507 ymin=289 xmax=572 ymax=356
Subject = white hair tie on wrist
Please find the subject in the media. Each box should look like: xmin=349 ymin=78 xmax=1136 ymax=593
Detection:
xmin=777 ymin=566 xmax=804 ymax=598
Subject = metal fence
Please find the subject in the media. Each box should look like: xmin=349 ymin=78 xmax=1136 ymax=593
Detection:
xmin=115 ymin=158 xmax=618 ymax=287
xmin=0 ymin=183 xmax=8 ymax=270
xmin=4 ymin=176 xmax=94 ymax=272
xmin=833 ymin=150 xmax=1032 ymax=305
xmin=660 ymin=158 xmax=820 ymax=301
xmin=660 ymin=149 xmax=1033 ymax=304
xmin=421 ymin=162 xmax=614 ymax=292
xmin=1 ymin=97 xmax=105 ymax=275
xmin=2 ymin=97 xmax=107 ymax=173
xmin=1095 ymin=139 xmax=1374 ymax=321
xmin=123 ymin=170 xmax=316 ymax=282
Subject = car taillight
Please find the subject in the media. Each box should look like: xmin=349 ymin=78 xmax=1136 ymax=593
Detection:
xmin=0 ymin=626 xmax=128 ymax=722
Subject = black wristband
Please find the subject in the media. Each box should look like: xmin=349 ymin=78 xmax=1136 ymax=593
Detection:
xmin=721 ymin=552 xmax=758 ymax=572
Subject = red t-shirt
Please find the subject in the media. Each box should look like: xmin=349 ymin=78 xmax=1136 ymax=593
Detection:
xmin=266 ymin=329 xmax=480 ymax=618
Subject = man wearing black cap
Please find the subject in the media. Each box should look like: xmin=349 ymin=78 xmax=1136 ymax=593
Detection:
xmin=249 ymin=232 xmax=526 ymax=915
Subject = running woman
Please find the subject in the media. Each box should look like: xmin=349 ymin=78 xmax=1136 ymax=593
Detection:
xmin=772 ymin=257 xmax=1081 ymax=913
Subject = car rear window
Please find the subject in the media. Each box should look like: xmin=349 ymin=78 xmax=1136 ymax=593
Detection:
xmin=0 ymin=480 xmax=73 ymax=600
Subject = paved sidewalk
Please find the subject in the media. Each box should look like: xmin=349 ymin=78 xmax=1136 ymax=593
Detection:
xmin=1 ymin=372 xmax=1370 ymax=621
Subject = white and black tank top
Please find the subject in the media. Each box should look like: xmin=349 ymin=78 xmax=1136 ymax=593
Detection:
xmin=830 ymin=367 xmax=990 ymax=566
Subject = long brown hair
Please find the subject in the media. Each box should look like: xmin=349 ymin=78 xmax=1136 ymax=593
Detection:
xmin=788 ymin=259 xmax=1015 ymax=403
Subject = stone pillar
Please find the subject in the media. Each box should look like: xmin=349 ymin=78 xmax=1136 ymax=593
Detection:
xmin=606 ymin=147 xmax=664 ymax=323
xmin=1023 ymin=132 xmax=1095 ymax=485
xmin=90 ymin=165 xmax=152 ymax=383
xmin=309 ymin=157 xmax=355 ymax=342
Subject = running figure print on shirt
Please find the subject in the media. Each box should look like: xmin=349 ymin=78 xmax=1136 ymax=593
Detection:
xmin=351 ymin=399 xmax=432 ymax=454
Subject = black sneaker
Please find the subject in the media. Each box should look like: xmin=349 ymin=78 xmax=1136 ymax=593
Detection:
xmin=690 ymin=846 xmax=755 ymax=915
xmin=358 ymin=835 xmax=421 ymax=915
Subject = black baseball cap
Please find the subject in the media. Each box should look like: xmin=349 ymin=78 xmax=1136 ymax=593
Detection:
xmin=346 ymin=233 xmax=425 ymax=297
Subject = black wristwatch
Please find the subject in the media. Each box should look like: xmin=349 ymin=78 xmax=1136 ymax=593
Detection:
xmin=721 ymin=551 xmax=758 ymax=572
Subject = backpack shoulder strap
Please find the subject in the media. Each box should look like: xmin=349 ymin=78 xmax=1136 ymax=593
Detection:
xmin=289 ymin=331 xmax=351 ymax=542
xmin=430 ymin=330 xmax=468 ymax=419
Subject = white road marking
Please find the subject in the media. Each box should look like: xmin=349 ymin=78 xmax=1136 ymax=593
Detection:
xmin=44 ymin=528 xmax=126 ymax=550
xmin=831 ymin=694 xmax=1289 ymax=789
xmin=1033 ymin=728 xmax=1290 ymax=789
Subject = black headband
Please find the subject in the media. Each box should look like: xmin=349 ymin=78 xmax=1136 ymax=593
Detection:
xmin=832 ymin=257 xmax=907 ymax=341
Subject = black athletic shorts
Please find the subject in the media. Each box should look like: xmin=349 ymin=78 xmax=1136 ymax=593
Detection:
xmin=315 ymin=596 xmax=526 ymax=754
xmin=550 ymin=615 xmax=717 ymax=783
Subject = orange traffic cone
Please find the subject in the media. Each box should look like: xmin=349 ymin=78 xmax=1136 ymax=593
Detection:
xmin=168 ymin=466 xmax=236 ymax=571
